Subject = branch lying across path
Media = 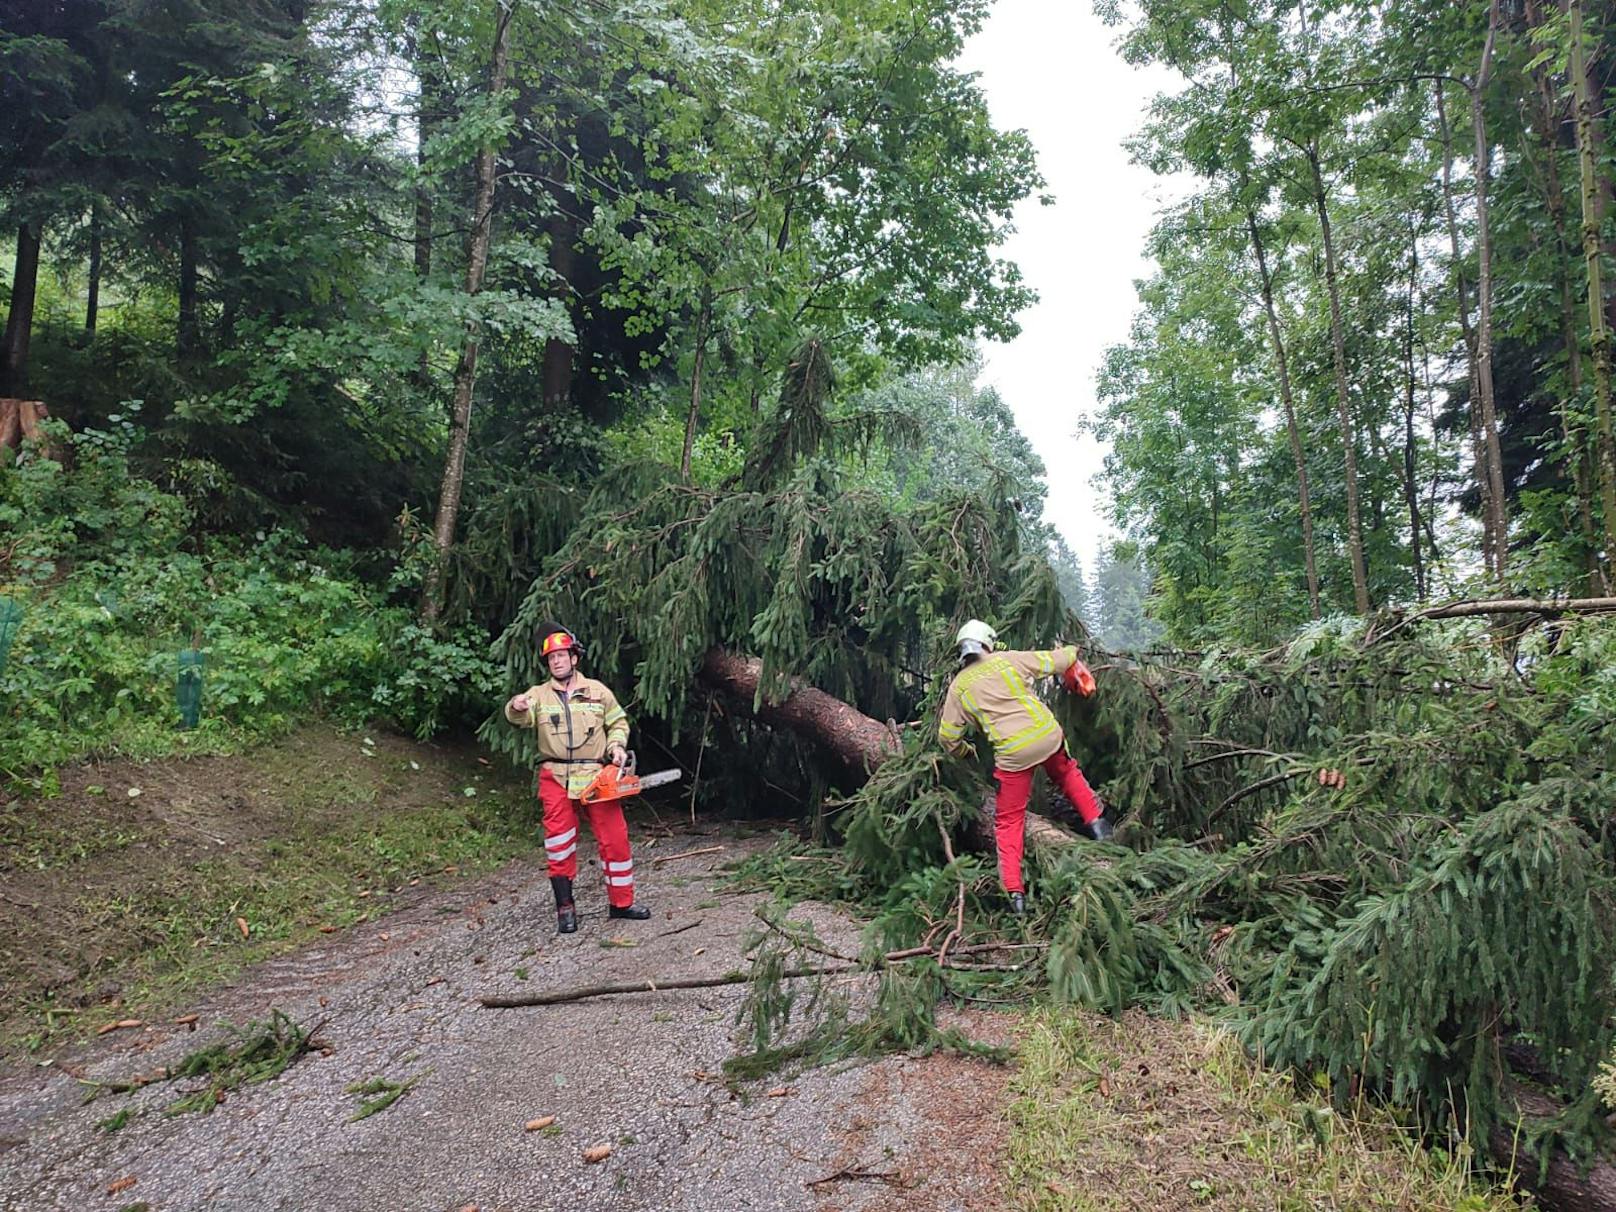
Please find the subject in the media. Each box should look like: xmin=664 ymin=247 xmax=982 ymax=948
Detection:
xmin=481 ymin=941 xmax=1047 ymax=1009
xmin=482 ymin=964 xmax=857 ymax=1009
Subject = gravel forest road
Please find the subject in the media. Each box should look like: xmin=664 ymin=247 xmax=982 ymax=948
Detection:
xmin=0 ymin=830 xmax=1007 ymax=1212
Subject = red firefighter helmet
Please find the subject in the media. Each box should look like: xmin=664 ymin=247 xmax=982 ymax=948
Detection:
xmin=538 ymin=624 xmax=585 ymax=657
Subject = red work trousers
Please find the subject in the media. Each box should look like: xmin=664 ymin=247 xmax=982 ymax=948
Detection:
xmin=990 ymin=745 xmax=1101 ymax=894
xmin=537 ymin=768 xmax=636 ymax=908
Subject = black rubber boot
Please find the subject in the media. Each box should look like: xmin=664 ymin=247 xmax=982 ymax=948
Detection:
xmin=608 ymin=903 xmax=651 ymax=920
xmin=1088 ymin=815 xmax=1114 ymax=842
xmin=1008 ymin=891 xmax=1026 ymax=916
xmin=551 ymin=876 xmax=577 ymax=934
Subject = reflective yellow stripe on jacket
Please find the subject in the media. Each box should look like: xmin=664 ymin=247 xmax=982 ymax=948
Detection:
xmin=504 ymin=675 xmax=631 ymax=798
xmin=937 ymin=646 xmax=1078 ymax=773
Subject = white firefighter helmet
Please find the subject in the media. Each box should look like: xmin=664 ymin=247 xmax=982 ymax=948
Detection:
xmin=955 ymin=618 xmax=998 ymax=661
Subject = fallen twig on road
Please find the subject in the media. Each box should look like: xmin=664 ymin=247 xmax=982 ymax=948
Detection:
xmin=650 ymin=845 xmax=726 ymax=866
xmin=804 ymin=1166 xmax=906 ymax=1188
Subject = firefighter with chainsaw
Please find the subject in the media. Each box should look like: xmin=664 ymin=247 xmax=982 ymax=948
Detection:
xmin=938 ymin=620 xmax=1113 ymax=915
xmin=505 ymin=623 xmax=653 ymax=933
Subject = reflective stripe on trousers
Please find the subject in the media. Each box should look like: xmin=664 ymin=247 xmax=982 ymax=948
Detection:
xmin=536 ymin=768 xmax=636 ymax=908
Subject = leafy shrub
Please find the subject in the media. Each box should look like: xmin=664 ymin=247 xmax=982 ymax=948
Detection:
xmin=0 ymin=429 xmax=500 ymax=782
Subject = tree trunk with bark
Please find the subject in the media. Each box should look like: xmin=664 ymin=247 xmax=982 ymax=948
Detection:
xmin=1470 ymin=0 xmax=1510 ymax=578
xmin=695 ymin=648 xmax=1079 ymax=853
xmin=1403 ymin=232 xmax=1426 ymax=600
xmin=85 ymin=203 xmax=102 ymax=341
xmin=1306 ymin=145 xmax=1371 ymax=614
xmin=1491 ymin=1082 xmax=1616 ymax=1212
xmin=0 ymin=399 xmax=50 ymax=452
xmin=1245 ymin=207 xmax=1322 ymax=618
xmin=1570 ymin=0 xmax=1616 ymax=571
xmin=1436 ymin=80 xmax=1499 ymax=578
xmin=420 ymin=2 xmax=514 ymax=625
xmin=697 ymin=649 xmax=900 ymax=778
xmin=0 ymin=221 xmax=42 ymax=398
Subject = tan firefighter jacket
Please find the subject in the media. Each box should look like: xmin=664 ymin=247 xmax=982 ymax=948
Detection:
xmin=938 ymin=646 xmax=1079 ymax=772
xmin=505 ymin=675 xmax=631 ymax=798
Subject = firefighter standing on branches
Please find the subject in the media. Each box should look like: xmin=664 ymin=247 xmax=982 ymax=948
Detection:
xmin=938 ymin=619 xmax=1113 ymax=914
xmin=505 ymin=623 xmax=652 ymax=933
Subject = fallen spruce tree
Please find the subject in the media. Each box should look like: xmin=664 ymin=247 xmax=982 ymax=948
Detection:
xmin=476 ymin=352 xmax=1616 ymax=1206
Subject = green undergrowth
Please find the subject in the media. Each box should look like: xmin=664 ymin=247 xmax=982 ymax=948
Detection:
xmin=0 ymin=423 xmax=500 ymax=789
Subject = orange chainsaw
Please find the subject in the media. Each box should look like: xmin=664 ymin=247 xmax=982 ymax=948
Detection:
xmin=578 ymin=751 xmax=683 ymax=805
xmin=1061 ymin=658 xmax=1097 ymax=697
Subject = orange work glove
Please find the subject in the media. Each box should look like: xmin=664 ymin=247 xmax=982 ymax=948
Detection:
xmin=1061 ymin=659 xmax=1096 ymax=697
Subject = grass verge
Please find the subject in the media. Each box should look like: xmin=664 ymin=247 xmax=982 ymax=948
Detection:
xmin=1 ymin=725 xmax=535 ymax=1056
xmin=1005 ymin=1008 xmax=1522 ymax=1211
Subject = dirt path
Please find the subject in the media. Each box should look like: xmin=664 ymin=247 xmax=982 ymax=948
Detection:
xmin=0 ymin=832 xmax=1009 ymax=1212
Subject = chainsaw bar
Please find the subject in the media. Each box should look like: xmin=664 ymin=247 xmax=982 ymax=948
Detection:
xmin=637 ymin=768 xmax=683 ymax=789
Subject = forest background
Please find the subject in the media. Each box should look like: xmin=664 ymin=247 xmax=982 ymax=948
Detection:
xmin=4 ymin=0 xmax=1616 ymax=1200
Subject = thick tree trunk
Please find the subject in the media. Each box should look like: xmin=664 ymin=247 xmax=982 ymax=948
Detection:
xmin=697 ymin=649 xmax=900 ymax=777
xmin=1491 ymin=1082 xmax=1616 ymax=1212
xmin=420 ymin=2 xmax=514 ymax=625
xmin=696 ymin=648 xmax=1079 ymax=854
xmin=1470 ymin=2 xmax=1510 ymax=578
xmin=1570 ymin=0 xmax=1616 ymax=573
xmin=1245 ymin=208 xmax=1321 ymax=618
xmin=1436 ymin=80 xmax=1499 ymax=577
xmin=0 ymin=399 xmax=50 ymax=452
xmin=1306 ymin=146 xmax=1371 ymax=614
xmin=0 ymin=221 xmax=42 ymax=398
xmin=85 ymin=203 xmax=101 ymax=340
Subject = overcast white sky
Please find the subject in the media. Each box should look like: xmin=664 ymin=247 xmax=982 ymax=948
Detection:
xmin=959 ymin=2 xmax=1190 ymax=572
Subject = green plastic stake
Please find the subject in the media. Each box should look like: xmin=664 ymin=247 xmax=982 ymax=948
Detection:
xmin=0 ymin=596 xmax=22 ymax=678
xmin=177 ymin=647 xmax=204 ymax=729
